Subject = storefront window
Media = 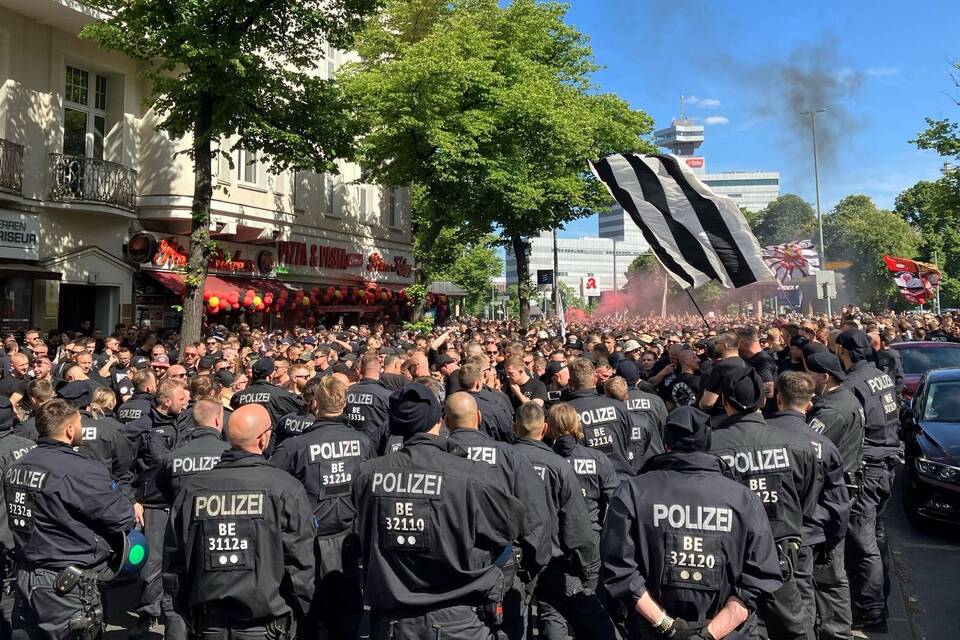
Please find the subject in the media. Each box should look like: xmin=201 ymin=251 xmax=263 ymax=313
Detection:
xmin=0 ymin=278 xmax=32 ymax=334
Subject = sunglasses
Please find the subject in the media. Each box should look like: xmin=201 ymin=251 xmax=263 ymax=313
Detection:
xmin=184 ymin=351 xmax=198 ymax=356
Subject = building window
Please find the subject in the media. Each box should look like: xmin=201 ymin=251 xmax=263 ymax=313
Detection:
xmin=702 ymin=178 xmax=779 ymax=187
xmin=326 ymin=43 xmax=337 ymax=79
xmin=63 ymin=65 xmax=108 ymax=160
xmin=235 ymin=148 xmax=259 ymax=185
xmin=388 ymin=190 xmax=398 ymax=227
xmin=324 ymin=173 xmax=338 ymax=217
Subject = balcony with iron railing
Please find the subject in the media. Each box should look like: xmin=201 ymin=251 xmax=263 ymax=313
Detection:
xmin=0 ymin=138 xmax=24 ymax=195
xmin=49 ymin=153 xmax=137 ymax=211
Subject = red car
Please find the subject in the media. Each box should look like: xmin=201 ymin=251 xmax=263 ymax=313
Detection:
xmin=889 ymin=341 xmax=960 ymax=399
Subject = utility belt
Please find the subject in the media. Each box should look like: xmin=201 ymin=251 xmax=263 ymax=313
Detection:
xmin=843 ymin=468 xmax=865 ymax=498
xmin=194 ymin=611 xmax=292 ymax=640
xmin=51 ymin=566 xmax=103 ymax=640
xmin=775 ymin=538 xmax=801 ymax=582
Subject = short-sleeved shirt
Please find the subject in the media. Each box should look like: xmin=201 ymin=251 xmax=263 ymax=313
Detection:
xmin=509 ymin=376 xmax=549 ymax=412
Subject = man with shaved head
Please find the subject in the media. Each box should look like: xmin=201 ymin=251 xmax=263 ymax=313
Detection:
xmin=164 ymin=402 xmax=315 ymax=639
xmin=445 ymin=392 xmax=551 ymax=640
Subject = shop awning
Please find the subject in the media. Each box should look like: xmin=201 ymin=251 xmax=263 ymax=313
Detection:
xmin=0 ymin=263 xmax=62 ymax=280
xmin=145 ymin=271 xmax=284 ymax=298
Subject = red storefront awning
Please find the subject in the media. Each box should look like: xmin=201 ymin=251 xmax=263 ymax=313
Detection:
xmin=145 ymin=271 xmax=282 ymax=298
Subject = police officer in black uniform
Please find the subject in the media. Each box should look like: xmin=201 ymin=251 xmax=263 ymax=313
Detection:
xmin=445 ymin=392 xmax=552 ymax=640
xmin=707 ymin=367 xmax=817 ymax=640
xmin=116 ymin=369 xmax=157 ymax=424
xmin=157 ymin=398 xmax=230 ymax=504
xmin=5 ymin=399 xmax=135 ymax=639
xmin=564 ymin=358 xmax=633 ymax=478
xmin=459 ymin=363 xmax=516 ymax=442
xmin=546 ymin=403 xmax=619 ymax=533
xmin=600 ymin=406 xmax=782 ymax=640
xmin=270 ymin=377 xmax=376 ymax=640
xmin=126 ymin=378 xmax=190 ymax=637
xmin=230 ymin=358 xmax=303 ymax=434
xmin=834 ymin=329 xmax=901 ymax=632
xmin=274 ymin=379 xmax=319 ymax=447
xmin=604 ymin=375 xmax=665 ymax=471
xmin=803 ymin=349 xmax=863 ymax=640
xmin=351 ymin=382 xmax=524 ymax=640
xmin=164 ymin=404 xmax=315 ymax=640
xmin=513 ymin=402 xmax=617 ymax=640
xmin=0 ymin=397 xmax=34 ymax=637
xmin=73 ymin=386 xmax=135 ymax=501
xmin=344 ymin=353 xmax=394 ymax=454
xmin=766 ymin=372 xmax=851 ymax=640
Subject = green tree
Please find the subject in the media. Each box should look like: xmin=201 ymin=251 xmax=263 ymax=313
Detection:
xmin=825 ymin=195 xmax=920 ymax=309
xmin=558 ymin=281 xmax=586 ymax=311
xmin=82 ymin=0 xmax=377 ymax=345
xmin=342 ymin=0 xmax=653 ymax=327
xmin=438 ymin=234 xmax=504 ymax=315
xmin=753 ymin=194 xmax=816 ymax=246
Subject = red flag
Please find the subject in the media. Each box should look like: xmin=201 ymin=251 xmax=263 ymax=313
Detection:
xmin=884 ymin=256 xmax=941 ymax=305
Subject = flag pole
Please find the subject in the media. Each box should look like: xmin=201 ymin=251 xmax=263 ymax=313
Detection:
xmin=685 ymin=289 xmax=711 ymax=331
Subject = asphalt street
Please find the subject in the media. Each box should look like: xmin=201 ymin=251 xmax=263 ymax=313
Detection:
xmin=102 ymin=467 xmax=959 ymax=640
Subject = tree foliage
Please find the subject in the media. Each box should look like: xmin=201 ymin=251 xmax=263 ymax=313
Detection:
xmin=752 ymin=194 xmax=816 ymax=246
xmin=341 ymin=0 xmax=653 ymax=327
xmin=895 ymin=177 xmax=960 ymax=306
xmin=82 ymin=0 xmax=378 ymax=343
xmin=437 ymin=234 xmax=504 ymax=315
xmin=825 ymin=195 xmax=920 ymax=310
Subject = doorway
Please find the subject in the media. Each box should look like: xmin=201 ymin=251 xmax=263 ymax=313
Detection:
xmin=58 ymin=284 xmax=97 ymax=332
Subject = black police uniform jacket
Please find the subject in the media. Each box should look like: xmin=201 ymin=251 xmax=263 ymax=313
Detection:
xmin=624 ymin=388 xmax=667 ymax=471
xmin=116 ymin=389 xmax=154 ymax=423
xmin=708 ymin=412 xmax=818 ymax=543
xmin=447 ymin=428 xmax=553 ymax=573
xmin=157 ymin=426 xmax=230 ymax=505
xmin=0 ymin=429 xmax=34 ymax=558
xmin=841 ymin=360 xmax=901 ymax=461
xmin=230 ymin=379 xmax=303 ymax=431
xmin=164 ymin=449 xmax=315 ymax=623
xmin=766 ymin=411 xmax=850 ymax=550
xmin=565 ymin=388 xmax=634 ymax=478
xmin=345 ymin=378 xmax=394 ymax=455
xmin=270 ymin=415 xmax=376 ymax=537
xmin=274 ymin=409 xmax=317 ymax=447
xmin=599 ymin=452 xmax=782 ymax=631
xmin=467 ymin=389 xmax=515 ymax=443
xmin=552 ymin=434 xmax=619 ymax=534
xmin=807 ymin=385 xmax=865 ymax=478
xmin=125 ymin=406 xmax=182 ymax=508
xmin=4 ymin=439 xmax=135 ymax=569
xmin=78 ymin=410 xmax=135 ymax=500
xmin=513 ymin=437 xmax=599 ymax=589
xmin=351 ymin=433 xmax=523 ymax=612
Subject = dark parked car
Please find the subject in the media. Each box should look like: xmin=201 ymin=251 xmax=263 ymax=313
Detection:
xmin=889 ymin=341 xmax=960 ymax=399
xmin=902 ymin=367 xmax=960 ymax=526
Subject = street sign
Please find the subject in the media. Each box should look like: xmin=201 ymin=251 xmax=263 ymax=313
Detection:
xmin=824 ymin=260 xmax=853 ymax=270
xmin=816 ymin=269 xmax=837 ymax=300
xmin=536 ymin=269 xmax=554 ymax=286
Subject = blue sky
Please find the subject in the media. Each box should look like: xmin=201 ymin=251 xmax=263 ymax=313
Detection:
xmin=558 ymin=0 xmax=959 ymax=238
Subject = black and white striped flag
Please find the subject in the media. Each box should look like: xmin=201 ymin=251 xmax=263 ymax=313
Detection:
xmin=589 ymin=153 xmax=774 ymax=289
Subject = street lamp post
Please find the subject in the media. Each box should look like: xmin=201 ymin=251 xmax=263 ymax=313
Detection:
xmin=801 ymin=108 xmax=830 ymax=318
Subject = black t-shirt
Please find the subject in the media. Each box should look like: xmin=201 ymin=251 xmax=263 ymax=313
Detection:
xmin=659 ymin=372 xmax=701 ymax=408
xmin=0 ymin=375 xmax=27 ymax=398
xmin=508 ymin=375 xmax=548 ymax=412
xmin=747 ymin=350 xmax=778 ymax=383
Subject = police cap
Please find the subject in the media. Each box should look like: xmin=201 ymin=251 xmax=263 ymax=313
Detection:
xmin=664 ymin=406 xmax=711 ymax=453
xmin=251 ymin=357 xmax=275 ymax=380
xmin=388 ymin=382 xmax=442 ymax=439
xmin=836 ymin=328 xmax=871 ymax=361
xmin=721 ymin=366 xmax=765 ymax=413
xmin=804 ymin=351 xmax=846 ymax=381
xmin=58 ymin=380 xmax=92 ymax=409
xmin=0 ymin=396 xmax=14 ymax=432
xmin=615 ymin=359 xmax=640 ymax=387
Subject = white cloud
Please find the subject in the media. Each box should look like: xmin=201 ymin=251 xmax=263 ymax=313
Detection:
xmin=866 ymin=66 xmax=900 ymax=78
xmin=685 ymin=95 xmax=722 ymax=108
xmin=704 ymin=115 xmax=730 ymax=125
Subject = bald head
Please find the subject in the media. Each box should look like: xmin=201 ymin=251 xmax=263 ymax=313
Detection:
xmin=444 ymin=392 xmax=480 ymax=431
xmin=227 ymin=404 xmax=272 ymax=454
xmin=167 ymin=364 xmax=187 ymax=379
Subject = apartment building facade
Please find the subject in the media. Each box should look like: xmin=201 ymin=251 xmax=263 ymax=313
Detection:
xmin=0 ymin=0 xmax=413 ymax=334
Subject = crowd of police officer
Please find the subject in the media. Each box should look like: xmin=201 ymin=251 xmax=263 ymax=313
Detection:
xmin=0 ymin=321 xmax=904 ymax=640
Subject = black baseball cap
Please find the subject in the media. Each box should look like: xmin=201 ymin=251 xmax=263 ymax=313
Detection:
xmin=434 ymin=353 xmax=456 ymax=369
xmin=252 ymin=357 xmax=275 ymax=380
xmin=805 ymin=351 xmax=846 ymax=381
xmin=544 ymin=361 xmax=567 ymax=379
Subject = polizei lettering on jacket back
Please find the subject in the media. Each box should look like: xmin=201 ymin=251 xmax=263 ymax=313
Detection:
xmin=309 ymin=440 xmax=361 ymax=462
xmin=193 ymin=491 xmax=265 ymax=519
xmin=580 ymin=406 xmax=616 ymax=425
xmin=371 ymin=471 xmax=443 ymax=496
xmin=237 ymin=392 xmax=271 ymax=404
xmin=719 ymin=447 xmax=791 ymax=474
xmin=866 ymin=374 xmax=894 ymax=394
xmin=653 ymin=503 xmax=733 ymax=532
xmin=5 ymin=466 xmax=47 ymax=490
xmin=173 ymin=455 xmax=221 ymax=475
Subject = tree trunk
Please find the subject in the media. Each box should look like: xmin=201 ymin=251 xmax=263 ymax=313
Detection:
xmin=511 ymin=234 xmax=531 ymax=330
xmin=411 ymin=218 xmax=445 ymax=322
xmin=180 ymin=97 xmax=214 ymax=348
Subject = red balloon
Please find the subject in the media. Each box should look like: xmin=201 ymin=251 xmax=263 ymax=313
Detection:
xmin=398 ymin=290 xmax=407 ymax=299
xmin=232 ymin=302 xmax=240 ymax=310
xmin=311 ymin=287 xmax=320 ymax=297
xmin=218 ymin=299 xmax=228 ymax=310
xmin=228 ymin=292 xmax=239 ymax=305
xmin=203 ymin=291 xmax=212 ymax=302
xmin=209 ymin=305 xmax=219 ymax=314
